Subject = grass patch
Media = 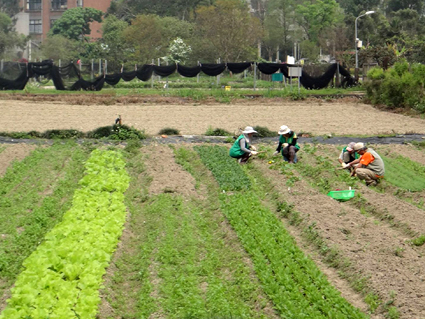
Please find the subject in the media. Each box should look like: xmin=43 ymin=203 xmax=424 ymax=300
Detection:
xmin=381 ymin=155 xmax=425 ymax=191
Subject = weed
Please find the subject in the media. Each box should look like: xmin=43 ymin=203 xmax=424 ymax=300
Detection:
xmin=365 ymin=293 xmax=381 ymax=313
xmin=394 ymin=247 xmax=405 ymax=257
xmin=204 ymin=126 xmax=232 ymax=136
xmin=411 ymin=235 xmax=425 ymax=246
xmin=158 ymin=127 xmax=180 ymax=135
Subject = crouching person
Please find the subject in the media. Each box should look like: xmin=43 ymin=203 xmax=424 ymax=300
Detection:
xmin=273 ymin=125 xmax=300 ymax=163
xmin=229 ymin=126 xmax=258 ymax=164
xmin=349 ymin=142 xmax=385 ymax=186
xmin=338 ymin=142 xmax=359 ymax=170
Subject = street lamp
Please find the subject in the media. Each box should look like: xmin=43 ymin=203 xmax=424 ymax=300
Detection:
xmin=355 ymin=10 xmax=375 ymax=80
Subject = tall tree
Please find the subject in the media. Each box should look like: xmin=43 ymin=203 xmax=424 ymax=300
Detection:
xmin=194 ymin=0 xmax=262 ymax=62
xmin=0 ymin=12 xmax=26 ymax=58
xmin=263 ymin=0 xmax=297 ymax=60
xmin=108 ymin=0 xmax=214 ymax=20
xmin=123 ymin=14 xmax=165 ymax=63
xmin=49 ymin=7 xmax=103 ymax=41
xmin=0 ymin=0 xmax=20 ymax=18
xmin=295 ymin=0 xmax=342 ymax=44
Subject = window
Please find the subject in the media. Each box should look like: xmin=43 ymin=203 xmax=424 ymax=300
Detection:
xmin=77 ymin=0 xmax=83 ymax=7
xmin=27 ymin=0 xmax=41 ymax=10
xmin=51 ymin=0 xmax=67 ymax=10
xmin=29 ymin=19 xmax=42 ymax=34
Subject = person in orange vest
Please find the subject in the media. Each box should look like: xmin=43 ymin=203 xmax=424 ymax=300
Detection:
xmin=347 ymin=142 xmax=385 ymax=186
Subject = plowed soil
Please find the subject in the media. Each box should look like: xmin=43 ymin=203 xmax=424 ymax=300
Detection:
xmin=1 ymin=95 xmax=425 ymax=136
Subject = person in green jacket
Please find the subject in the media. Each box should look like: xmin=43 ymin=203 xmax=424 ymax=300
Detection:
xmin=229 ymin=126 xmax=258 ymax=164
xmin=273 ymin=125 xmax=300 ymax=163
xmin=338 ymin=142 xmax=359 ymax=170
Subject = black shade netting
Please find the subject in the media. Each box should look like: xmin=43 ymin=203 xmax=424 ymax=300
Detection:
xmin=257 ymin=63 xmax=282 ymax=75
xmin=70 ymin=76 xmax=105 ymax=91
xmin=137 ymin=64 xmax=154 ymax=81
xmin=201 ymin=63 xmax=226 ymax=76
xmin=121 ymin=71 xmax=137 ymax=82
xmin=300 ymin=63 xmax=338 ymax=90
xmin=153 ymin=64 xmax=176 ymax=77
xmin=177 ymin=64 xmax=201 ymax=77
xmin=105 ymin=74 xmax=122 ymax=86
xmin=227 ymin=62 xmax=252 ymax=74
xmin=0 ymin=67 xmax=29 ymax=90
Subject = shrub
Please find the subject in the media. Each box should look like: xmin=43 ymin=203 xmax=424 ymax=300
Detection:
xmin=205 ymin=127 xmax=231 ymax=136
xmin=158 ymin=127 xmax=180 ymax=135
xmin=253 ymin=126 xmax=275 ymax=137
xmin=42 ymin=129 xmax=84 ymax=139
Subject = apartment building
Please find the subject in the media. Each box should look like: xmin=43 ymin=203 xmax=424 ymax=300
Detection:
xmin=15 ymin=0 xmax=112 ymax=58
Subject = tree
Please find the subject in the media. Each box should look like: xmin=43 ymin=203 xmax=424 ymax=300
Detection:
xmin=108 ymin=0 xmax=214 ymax=20
xmin=0 ymin=12 xmax=26 ymax=58
xmin=0 ymin=0 xmax=20 ymax=18
xmin=123 ymin=14 xmax=165 ymax=64
xmin=162 ymin=37 xmax=192 ymax=64
xmin=41 ymin=35 xmax=80 ymax=62
xmin=101 ymin=15 xmax=128 ymax=61
xmin=295 ymin=0 xmax=342 ymax=44
xmin=262 ymin=0 xmax=298 ymax=61
xmin=49 ymin=7 xmax=103 ymax=41
xmin=194 ymin=0 xmax=262 ymax=62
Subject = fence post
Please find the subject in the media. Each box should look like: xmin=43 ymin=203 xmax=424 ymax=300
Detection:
xmin=197 ymin=61 xmax=200 ymax=84
xmin=1 ymin=59 xmax=3 ymax=76
xmin=166 ymin=60 xmax=169 ymax=91
xmin=151 ymin=59 xmax=154 ymax=88
xmin=253 ymin=62 xmax=257 ymax=91
xmin=105 ymin=60 xmax=107 ymax=75
xmin=216 ymin=58 xmax=220 ymax=86
xmin=157 ymin=58 xmax=161 ymax=81
xmin=91 ymin=59 xmax=94 ymax=80
xmin=59 ymin=59 xmax=61 ymax=68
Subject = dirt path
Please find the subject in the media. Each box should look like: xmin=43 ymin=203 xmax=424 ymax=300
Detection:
xmin=1 ymin=98 xmax=424 ymax=136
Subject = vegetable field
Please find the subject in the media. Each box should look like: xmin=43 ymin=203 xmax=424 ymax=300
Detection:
xmin=0 ymin=140 xmax=424 ymax=319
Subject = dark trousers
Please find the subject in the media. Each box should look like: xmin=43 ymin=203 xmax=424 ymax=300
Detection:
xmin=282 ymin=145 xmax=298 ymax=163
xmin=236 ymin=152 xmax=251 ymax=164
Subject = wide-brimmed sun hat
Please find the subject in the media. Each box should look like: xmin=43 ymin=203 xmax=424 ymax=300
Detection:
xmin=242 ymin=126 xmax=257 ymax=134
xmin=278 ymin=125 xmax=291 ymax=135
xmin=346 ymin=142 xmax=356 ymax=152
xmin=353 ymin=142 xmax=366 ymax=151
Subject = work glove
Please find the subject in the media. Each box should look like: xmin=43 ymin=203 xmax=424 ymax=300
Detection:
xmin=341 ymin=162 xmax=349 ymax=168
xmin=251 ymin=151 xmax=258 ymax=155
xmin=282 ymin=143 xmax=289 ymax=148
xmin=250 ymin=145 xmax=257 ymax=151
xmin=273 ymin=151 xmax=279 ymax=156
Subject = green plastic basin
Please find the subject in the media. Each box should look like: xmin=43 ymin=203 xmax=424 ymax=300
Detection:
xmin=327 ymin=189 xmax=355 ymax=201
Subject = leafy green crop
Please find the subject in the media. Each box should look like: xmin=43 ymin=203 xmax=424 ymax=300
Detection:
xmin=0 ymin=149 xmax=130 ymax=319
xmin=194 ymin=145 xmax=251 ymax=191
xmin=382 ymin=155 xmax=425 ymax=191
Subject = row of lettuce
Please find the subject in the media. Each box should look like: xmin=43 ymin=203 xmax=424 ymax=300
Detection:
xmin=0 ymin=149 xmax=130 ymax=318
xmin=0 ymin=144 xmax=368 ymax=318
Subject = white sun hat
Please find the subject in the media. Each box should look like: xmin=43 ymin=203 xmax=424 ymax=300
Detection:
xmin=242 ymin=126 xmax=257 ymax=134
xmin=353 ymin=142 xmax=366 ymax=151
xmin=278 ymin=125 xmax=291 ymax=135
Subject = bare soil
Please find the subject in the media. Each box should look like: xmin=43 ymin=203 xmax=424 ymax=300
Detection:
xmin=0 ymin=96 xmax=424 ymax=136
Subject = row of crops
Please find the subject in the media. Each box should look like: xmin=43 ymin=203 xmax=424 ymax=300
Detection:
xmin=0 ymin=141 xmax=424 ymax=318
